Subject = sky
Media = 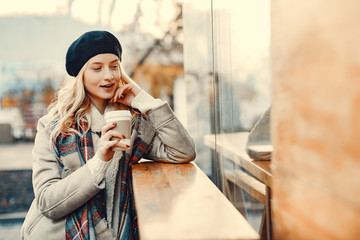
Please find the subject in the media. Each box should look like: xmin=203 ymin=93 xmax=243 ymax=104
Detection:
xmin=0 ymin=0 xmax=269 ymax=54
xmin=0 ymin=0 xmax=177 ymax=37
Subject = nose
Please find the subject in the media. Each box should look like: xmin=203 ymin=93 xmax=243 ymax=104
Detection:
xmin=104 ymin=67 xmax=113 ymax=80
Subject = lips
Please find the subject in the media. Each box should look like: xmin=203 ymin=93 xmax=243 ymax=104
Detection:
xmin=100 ymin=83 xmax=115 ymax=88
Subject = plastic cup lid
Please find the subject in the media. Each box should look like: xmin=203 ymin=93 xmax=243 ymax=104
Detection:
xmin=104 ymin=110 xmax=131 ymax=119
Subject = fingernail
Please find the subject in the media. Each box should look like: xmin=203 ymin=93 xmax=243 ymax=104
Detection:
xmin=113 ymin=122 xmax=117 ymax=126
xmin=126 ymin=145 xmax=130 ymax=148
xmin=122 ymin=134 xmax=125 ymax=138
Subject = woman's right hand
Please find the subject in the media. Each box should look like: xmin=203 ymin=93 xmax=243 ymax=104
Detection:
xmin=94 ymin=122 xmax=129 ymax=162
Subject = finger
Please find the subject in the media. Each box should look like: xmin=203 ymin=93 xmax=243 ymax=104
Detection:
xmin=113 ymin=84 xmax=131 ymax=103
xmin=102 ymin=139 xmax=122 ymax=152
xmin=102 ymin=130 xmax=126 ymax=141
xmin=110 ymin=87 xmax=121 ymax=102
xmin=119 ymin=64 xmax=140 ymax=87
xmin=113 ymin=140 xmax=131 ymax=150
xmin=119 ymin=64 xmax=130 ymax=84
xmin=101 ymin=122 xmax=117 ymax=136
xmin=116 ymin=85 xmax=127 ymax=100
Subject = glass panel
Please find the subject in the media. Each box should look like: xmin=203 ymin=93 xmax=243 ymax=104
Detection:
xmin=182 ymin=0 xmax=214 ymax=178
xmin=183 ymin=0 xmax=271 ymax=233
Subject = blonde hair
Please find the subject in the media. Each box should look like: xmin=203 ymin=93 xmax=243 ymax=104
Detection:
xmin=47 ymin=58 xmax=129 ymax=145
xmin=46 ymin=62 xmax=92 ymax=143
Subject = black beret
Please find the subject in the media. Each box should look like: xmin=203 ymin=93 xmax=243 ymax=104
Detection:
xmin=65 ymin=31 xmax=122 ymax=77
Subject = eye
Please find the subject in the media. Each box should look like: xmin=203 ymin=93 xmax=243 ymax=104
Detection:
xmin=92 ymin=67 xmax=101 ymax=71
xmin=110 ymin=65 xmax=118 ymax=69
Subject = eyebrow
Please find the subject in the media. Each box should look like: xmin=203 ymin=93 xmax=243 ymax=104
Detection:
xmin=90 ymin=59 xmax=119 ymax=65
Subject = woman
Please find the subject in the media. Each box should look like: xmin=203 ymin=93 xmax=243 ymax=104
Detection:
xmin=21 ymin=30 xmax=196 ymax=240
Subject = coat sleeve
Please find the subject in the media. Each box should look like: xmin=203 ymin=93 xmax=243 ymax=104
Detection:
xmin=31 ymin=116 xmax=103 ymax=220
xmin=143 ymin=103 xmax=196 ymax=163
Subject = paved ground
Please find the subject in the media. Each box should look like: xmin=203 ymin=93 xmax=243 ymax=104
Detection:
xmin=0 ymin=142 xmax=34 ymax=239
xmin=0 ymin=142 xmax=34 ymax=214
xmin=0 ymin=142 xmax=33 ymax=170
xmin=0 ymin=222 xmax=22 ymax=240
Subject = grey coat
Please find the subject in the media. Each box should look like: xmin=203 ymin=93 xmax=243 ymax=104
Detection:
xmin=20 ymin=103 xmax=196 ymax=239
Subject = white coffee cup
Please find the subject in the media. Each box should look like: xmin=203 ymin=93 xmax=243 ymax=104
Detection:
xmin=104 ymin=110 xmax=131 ymax=151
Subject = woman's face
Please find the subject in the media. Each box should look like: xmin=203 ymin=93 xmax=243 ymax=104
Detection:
xmin=83 ymin=53 xmax=121 ymax=108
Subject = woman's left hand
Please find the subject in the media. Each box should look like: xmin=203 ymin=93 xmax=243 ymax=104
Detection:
xmin=110 ymin=66 xmax=141 ymax=106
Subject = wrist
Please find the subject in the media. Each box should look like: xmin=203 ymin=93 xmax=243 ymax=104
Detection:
xmin=131 ymin=90 xmax=165 ymax=113
xmin=88 ymin=155 xmax=112 ymax=184
xmin=94 ymin=152 xmax=106 ymax=162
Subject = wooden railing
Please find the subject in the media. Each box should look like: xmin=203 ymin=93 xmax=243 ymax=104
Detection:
xmin=132 ymin=161 xmax=260 ymax=240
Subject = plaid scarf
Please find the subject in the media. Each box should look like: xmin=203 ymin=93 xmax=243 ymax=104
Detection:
xmin=53 ymin=112 xmax=152 ymax=240
xmin=114 ymin=113 xmax=152 ymax=240
xmin=54 ymin=120 xmax=106 ymax=240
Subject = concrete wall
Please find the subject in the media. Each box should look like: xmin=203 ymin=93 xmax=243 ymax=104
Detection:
xmin=271 ymin=1 xmax=360 ymax=239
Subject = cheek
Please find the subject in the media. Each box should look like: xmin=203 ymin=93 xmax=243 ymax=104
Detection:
xmin=115 ymin=78 xmax=122 ymax=88
xmin=83 ymin=76 xmax=98 ymax=92
xmin=114 ymin=69 xmax=121 ymax=79
xmin=114 ymin=71 xmax=122 ymax=85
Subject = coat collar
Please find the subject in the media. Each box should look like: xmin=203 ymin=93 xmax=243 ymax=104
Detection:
xmin=89 ymin=102 xmax=121 ymax=133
